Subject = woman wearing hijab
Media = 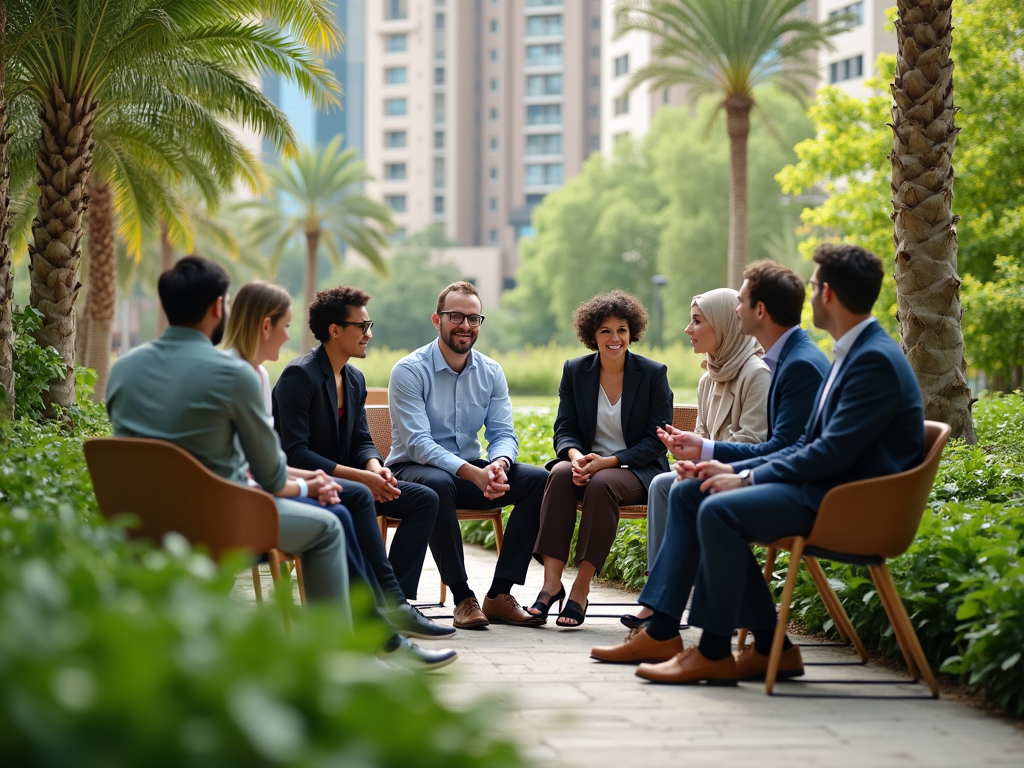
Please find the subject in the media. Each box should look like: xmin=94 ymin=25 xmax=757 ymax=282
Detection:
xmin=620 ymin=286 xmax=770 ymax=629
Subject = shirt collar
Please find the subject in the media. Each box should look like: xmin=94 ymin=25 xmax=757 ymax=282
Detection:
xmin=431 ymin=338 xmax=476 ymax=374
xmin=832 ymin=316 xmax=877 ymax=361
xmin=763 ymin=326 xmax=799 ymax=368
xmin=161 ymin=326 xmax=213 ymax=344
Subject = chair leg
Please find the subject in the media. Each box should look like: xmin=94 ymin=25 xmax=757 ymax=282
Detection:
xmin=252 ymin=566 xmax=263 ymax=605
xmin=868 ymin=563 xmax=920 ymax=681
xmin=870 ymin=564 xmax=939 ymax=697
xmin=378 ymin=515 xmax=387 ymax=543
xmin=766 ymin=538 xmax=804 ymax=695
xmin=267 ymin=549 xmax=291 ymax=630
xmin=439 ymin=580 xmax=447 ymax=605
xmin=492 ymin=514 xmax=504 ymax=552
xmin=738 ymin=547 xmax=778 ymax=652
xmin=293 ymin=557 xmax=307 ymax=608
xmin=805 ymin=556 xmax=869 ymax=663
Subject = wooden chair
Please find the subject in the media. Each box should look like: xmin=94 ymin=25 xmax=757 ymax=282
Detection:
xmin=84 ymin=437 xmax=306 ymax=625
xmin=365 ymin=387 xmax=389 ymax=406
xmin=365 ymin=405 xmax=504 ymax=605
xmin=749 ymin=420 xmax=951 ymax=696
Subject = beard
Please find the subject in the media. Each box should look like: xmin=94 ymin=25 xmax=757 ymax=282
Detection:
xmin=211 ymin=314 xmax=227 ymax=346
xmin=441 ymin=325 xmax=477 ymax=355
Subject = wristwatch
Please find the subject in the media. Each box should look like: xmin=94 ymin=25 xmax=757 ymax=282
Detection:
xmin=738 ymin=469 xmax=753 ymax=487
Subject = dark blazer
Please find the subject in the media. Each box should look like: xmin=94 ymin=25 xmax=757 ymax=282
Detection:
xmin=733 ymin=321 xmax=924 ymax=510
xmin=549 ymin=350 xmax=673 ymax=490
xmin=272 ymin=345 xmax=383 ymax=474
xmin=712 ymin=328 xmax=831 ymax=463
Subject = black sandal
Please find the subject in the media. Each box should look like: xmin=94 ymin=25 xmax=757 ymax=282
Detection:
xmin=556 ymin=599 xmax=588 ymax=628
xmin=529 ymin=585 xmax=565 ymax=618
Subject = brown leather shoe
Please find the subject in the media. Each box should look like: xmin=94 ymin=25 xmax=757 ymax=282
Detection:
xmin=453 ymin=597 xmax=489 ymax=629
xmin=590 ymin=627 xmax=683 ymax=664
xmin=735 ymin=644 xmax=804 ymax=680
xmin=636 ymin=647 xmax=738 ymax=685
xmin=482 ymin=593 xmax=546 ymax=626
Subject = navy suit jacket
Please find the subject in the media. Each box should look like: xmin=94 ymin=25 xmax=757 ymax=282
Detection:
xmin=712 ymin=328 xmax=830 ymax=463
xmin=548 ymin=350 xmax=673 ymax=489
xmin=272 ymin=345 xmax=383 ymax=475
xmin=733 ymin=321 xmax=924 ymax=510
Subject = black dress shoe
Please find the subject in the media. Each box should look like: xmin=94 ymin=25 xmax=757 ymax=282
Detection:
xmin=387 ymin=604 xmax=457 ymax=640
xmin=380 ymin=635 xmax=458 ymax=671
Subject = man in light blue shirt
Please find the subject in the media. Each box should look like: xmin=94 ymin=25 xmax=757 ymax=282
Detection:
xmin=388 ymin=281 xmax=548 ymax=629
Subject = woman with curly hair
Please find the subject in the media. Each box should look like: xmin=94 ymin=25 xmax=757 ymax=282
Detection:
xmin=529 ymin=290 xmax=673 ymax=627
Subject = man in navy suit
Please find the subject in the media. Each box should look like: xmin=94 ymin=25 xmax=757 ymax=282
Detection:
xmin=642 ymin=261 xmax=832 ymax=570
xmin=593 ymin=244 xmax=924 ymax=684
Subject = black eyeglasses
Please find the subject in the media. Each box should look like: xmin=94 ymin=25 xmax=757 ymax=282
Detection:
xmin=439 ymin=311 xmax=485 ymax=327
xmin=335 ymin=320 xmax=374 ymax=334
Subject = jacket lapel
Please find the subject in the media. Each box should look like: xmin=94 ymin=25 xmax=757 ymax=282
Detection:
xmin=340 ymin=365 xmax=360 ymax=462
xmin=767 ymin=329 xmax=804 ymax=427
xmin=579 ymin=354 xmax=600 ymax=449
xmin=620 ymin=351 xmax=642 ymax=436
xmin=816 ymin=323 xmax=880 ymax=433
xmin=316 ymin=345 xmax=340 ymax=442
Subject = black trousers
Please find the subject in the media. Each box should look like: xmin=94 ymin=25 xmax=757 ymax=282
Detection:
xmin=337 ymin=479 xmax=438 ymax=603
xmin=391 ymin=460 xmax=549 ymax=589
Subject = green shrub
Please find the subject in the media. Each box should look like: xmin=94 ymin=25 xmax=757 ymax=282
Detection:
xmin=11 ymin=306 xmax=66 ymax=420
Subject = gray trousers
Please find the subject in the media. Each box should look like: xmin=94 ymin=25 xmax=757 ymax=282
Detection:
xmin=275 ymin=498 xmax=351 ymax=631
xmin=645 ymin=470 xmax=678 ymax=568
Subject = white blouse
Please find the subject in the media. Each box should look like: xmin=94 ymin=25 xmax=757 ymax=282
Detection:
xmin=591 ymin=386 xmax=627 ymax=457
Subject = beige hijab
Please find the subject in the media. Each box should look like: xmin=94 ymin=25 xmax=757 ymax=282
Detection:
xmin=692 ymin=288 xmax=763 ymax=440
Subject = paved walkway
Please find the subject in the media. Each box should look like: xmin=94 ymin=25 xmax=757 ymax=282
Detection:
xmin=245 ymin=541 xmax=1024 ymax=767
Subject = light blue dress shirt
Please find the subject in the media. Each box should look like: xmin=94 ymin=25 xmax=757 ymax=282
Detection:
xmin=386 ymin=340 xmax=519 ymax=475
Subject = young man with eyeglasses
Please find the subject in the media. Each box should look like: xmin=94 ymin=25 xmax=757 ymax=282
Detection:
xmin=273 ymin=286 xmax=454 ymax=641
xmin=387 ymin=281 xmax=550 ymax=629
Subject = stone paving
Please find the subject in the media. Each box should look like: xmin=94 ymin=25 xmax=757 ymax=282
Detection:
xmin=245 ymin=540 xmax=1024 ymax=768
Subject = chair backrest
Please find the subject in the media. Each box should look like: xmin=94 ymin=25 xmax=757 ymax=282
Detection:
xmin=807 ymin=420 xmax=952 ymax=559
xmin=365 ymin=387 xmax=389 ymax=406
xmin=673 ymin=404 xmax=698 ymax=432
xmin=84 ymin=437 xmax=279 ymax=561
xmin=366 ymin=405 xmax=393 ymax=461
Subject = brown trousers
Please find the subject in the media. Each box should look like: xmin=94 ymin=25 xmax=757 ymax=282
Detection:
xmin=533 ymin=461 xmax=645 ymax=573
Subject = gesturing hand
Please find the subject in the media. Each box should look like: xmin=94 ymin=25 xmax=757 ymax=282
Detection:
xmin=674 ymin=460 xmax=698 ymax=480
xmin=657 ymin=424 xmax=702 ymax=461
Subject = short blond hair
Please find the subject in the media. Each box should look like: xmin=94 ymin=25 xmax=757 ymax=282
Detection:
xmin=223 ymin=281 xmax=292 ymax=363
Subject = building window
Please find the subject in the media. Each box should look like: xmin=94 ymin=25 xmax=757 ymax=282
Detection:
xmin=526 ymin=0 xmax=562 ymax=6
xmin=434 ymin=130 xmax=445 ymax=149
xmin=614 ymin=54 xmax=629 ymax=77
xmin=525 ymin=163 xmax=563 ymax=186
xmin=490 ymin=78 xmax=498 ymax=91
xmin=588 ymin=105 xmax=600 ymax=119
xmin=489 ymin=137 xmax=498 ymax=151
xmin=526 ymin=44 xmax=562 ymax=67
xmin=488 ymin=228 xmax=498 ymax=244
xmin=591 ymin=16 xmax=600 ymax=29
xmin=590 ymin=74 xmax=600 ymax=88
xmin=526 ymin=73 xmax=562 ymax=95
xmin=385 ymin=34 xmax=408 ymax=53
xmin=434 ymin=92 xmax=445 ymax=123
xmin=591 ymin=45 xmax=600 ymax=59
xmin=526 ymin=14 xmax=563 ymax=37
xmin=384 ymin=162 xmax=407 ymax=180
xmin=829 ymin=2 xmax=864 ymax=26
xmin=490 ymin=19 xmax=498 ymax=33
xmin=613 ymin=95 xmax=629 ymax=115
xmin=525 ymin=133 xmax=562 ymax=155
xmin=489 ymin=167 xmax=498 ymax=181
xmin=385 ymin=0 xmax=408 ymax=21
xmin=434 ymin=157 xmax=445 ymax=188
xmin=385 ymin=194 xmax=407 ymax=212
xmin=525 ymin=193 xmax=546 ymax=206
xmin=490 ymin=48 xmax=498 ymax=62
xmin=526 ymin=104 xmax=562 ymax=125
xmin=589 ymin=134 xmax=600 ymax=151
xmin=489 ymin=197 xmax=498 ymax=211
xmin=384 ymin=130 xmax=407 ymax=148
xmin=663 ymin=89 xmax=670 ymax=104
xmin=384 ymin=98 xmax=407 ymax=116
xmin=384 ymin=67 xmax=408 ymax=85
xmin=435 ymin=11 xmax=445 ymax=28
xmin=829 ymin=54 xmax=864 ymax=83
xmin=490 ymin=107 xmax=499 ymax=121
xmin=435 ymin=67 xmax=445 ymax=85
xmin=434 ymin=196 xmax=445 ymax=214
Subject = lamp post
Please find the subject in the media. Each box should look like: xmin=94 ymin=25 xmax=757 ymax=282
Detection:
xmin=651 ymin=274 xmax=668 ymax=349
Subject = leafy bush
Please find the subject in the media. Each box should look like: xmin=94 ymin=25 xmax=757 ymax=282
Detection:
xmin=11 ymin=306 xmax=66 ymax=420
xmin=0 ymin=379 xmax=525 ymax=766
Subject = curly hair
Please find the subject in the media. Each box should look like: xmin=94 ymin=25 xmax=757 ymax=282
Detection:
xmin=308 ymin=285 xmax=371 ymax=344
xmin=572 ymin=290 xmax=648 ymax=351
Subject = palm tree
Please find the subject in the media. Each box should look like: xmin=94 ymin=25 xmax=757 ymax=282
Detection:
xmin=0 ymin=4 xmax=13 ymax=421
xmin=890 ymin=0 xmax=975 ymax=441
xmin=246 ymin=137 xmax=394 ymax=352
xmin=615 ymin=0 xmax=850 ymax=288
xmin=7 ymin=0 xmax=342 ymax=414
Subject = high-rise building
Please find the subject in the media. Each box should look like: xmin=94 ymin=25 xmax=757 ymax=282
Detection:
xmin=820 ymin=0 xmax=896 ymax=98
xmin=365 ymin=0 xmax=602 ymax=288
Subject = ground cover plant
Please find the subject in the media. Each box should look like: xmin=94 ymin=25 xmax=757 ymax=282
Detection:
xmin=0 ymin=348 xmax=524 ymax=766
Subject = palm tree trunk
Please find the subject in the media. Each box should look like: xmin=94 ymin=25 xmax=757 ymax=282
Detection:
xmin=302 ymin=229 xmax=320 ymax=352
xmin=84 ymin=180 xmax=116 ymax=401
xmin=0 ymin=4 xmax=14 ymax=422
xmin=28 ymin=82 xmax=95 ymax=417
xmin=724 ymin=96 xmax=752 ymax=290
xmin=890 ymin=0 xmax=975 ymax=441
xmin=154 ymin=220 xmax=174 ymax=336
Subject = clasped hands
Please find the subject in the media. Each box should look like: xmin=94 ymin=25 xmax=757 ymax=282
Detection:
xmin=674 ymin=459 xmax=744 ymax=494
xmin=364 ymin=464 xmax=401 ymax=503
xmin=462 ymin=460 xmax=512 ymax=500
xmin=569 ymin=451 xmax=617 ymax=487
xmin=303 ymin=470 xmax=343 ymax=506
